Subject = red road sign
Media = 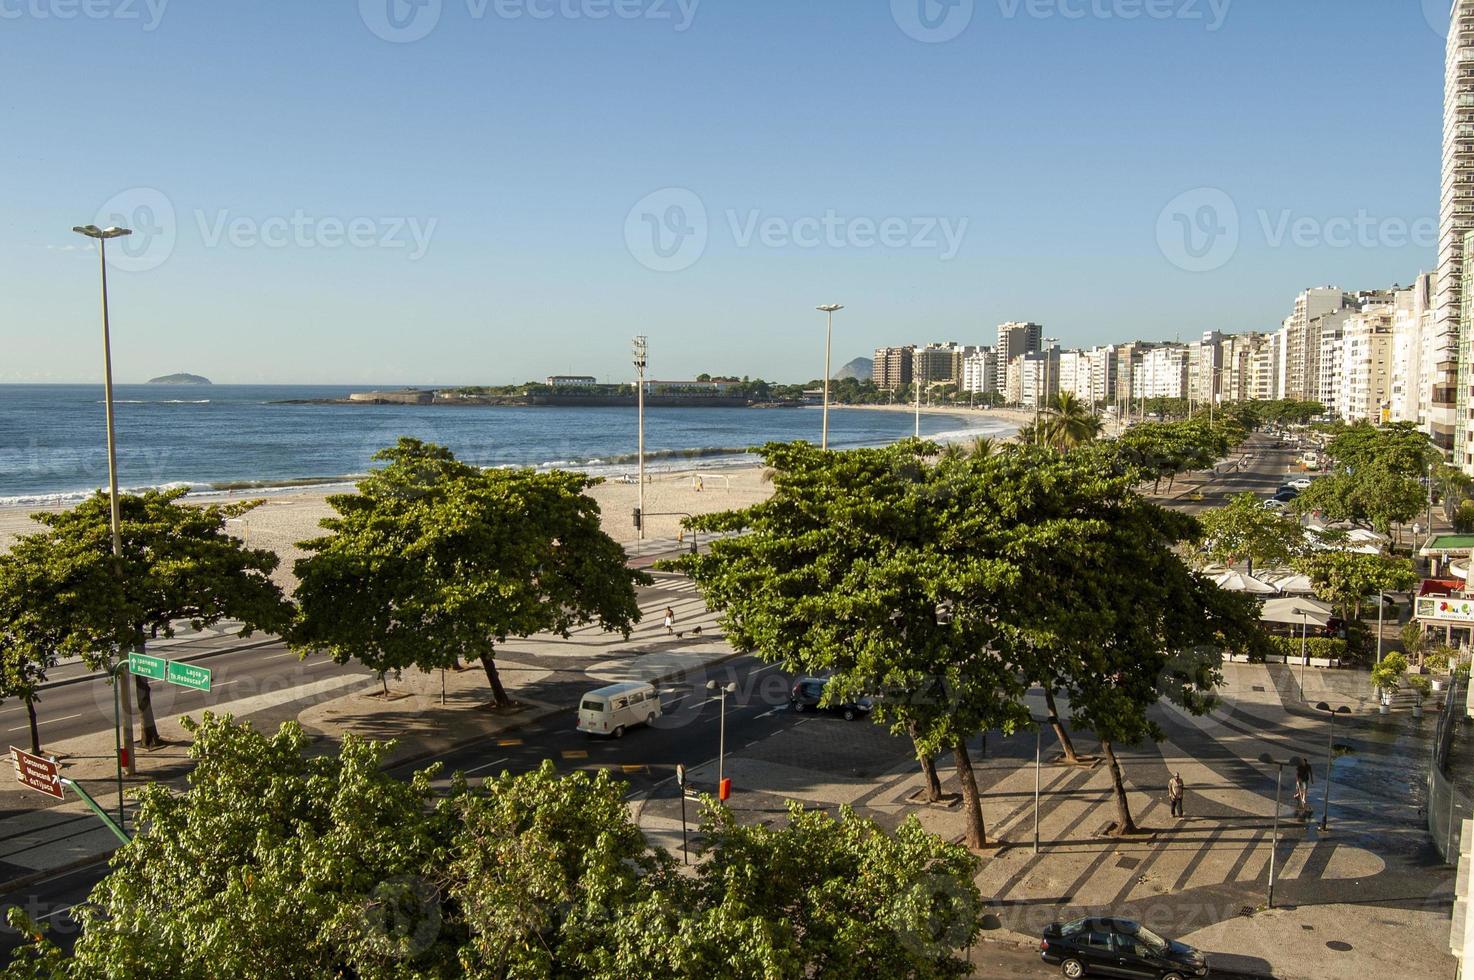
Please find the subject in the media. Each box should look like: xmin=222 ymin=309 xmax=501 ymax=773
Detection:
xmin=11 ymin=747 xmax=63 ymax=801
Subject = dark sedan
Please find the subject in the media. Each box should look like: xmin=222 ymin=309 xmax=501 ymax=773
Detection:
xmin=1040 ymin=916 xmax=1208 ymax=979
xmin=789 ymin=677 xmax=873 ymax=720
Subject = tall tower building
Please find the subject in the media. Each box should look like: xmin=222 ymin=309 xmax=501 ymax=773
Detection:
xmin=996 ymin=322 xmax=1042 ymax=364
xmin=1441 ymin=0 xmax=1474 ymax=464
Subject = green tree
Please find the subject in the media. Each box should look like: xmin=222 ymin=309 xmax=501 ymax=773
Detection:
xmin=17 ymin=490 xmax=289 ymax=747
xmin=1042 ymin=392 xmax=1104 ymax=450
xmin=1196 ymin=493 xmax=1307 ymax=575
xmin=1294 ymin=550 xmax=1418 ymax=624
xmin=7 ymin=717 xmax=983 ymax=979
xmin=293 ymin=439 xmax=647 ymax=707
xmin=0 ymin=556 xmax=78 ymax=754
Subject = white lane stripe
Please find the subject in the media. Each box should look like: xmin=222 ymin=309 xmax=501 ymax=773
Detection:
xmin=466 ymin=757 xmax=510 ymax=774
xmin=7 ymin=712 xmax=85 ymax=733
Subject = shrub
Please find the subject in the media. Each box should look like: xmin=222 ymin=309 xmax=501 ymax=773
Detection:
xmin=1455 ymin=500 xmax=1474 ymax=534
xmin=1266 ymin=636 xmax=1347 ymax=661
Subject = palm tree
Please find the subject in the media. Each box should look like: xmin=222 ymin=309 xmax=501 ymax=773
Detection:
xmin=970 ymin=436 xmax=997 ymax=459
xmin=1043 ymin=392 xmax=1104 ymax=450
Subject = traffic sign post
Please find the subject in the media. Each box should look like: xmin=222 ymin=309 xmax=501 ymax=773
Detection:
xmin=61 ymin=778 xmax=130 ymax=845
xmin=165 ymin=660 xmax=212 ymax=692
xmin=11 ymin=747 xmax=63 ymax=801
xmin=127 ymin=652 xmax=165 ymax=680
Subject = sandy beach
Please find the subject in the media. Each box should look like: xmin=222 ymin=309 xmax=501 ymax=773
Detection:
xmin=0 ymin=405 xmax=1028 ymax=590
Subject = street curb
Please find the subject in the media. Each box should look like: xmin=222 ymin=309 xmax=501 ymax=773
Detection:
xmin=0 ymin=851 xmax=115 ymax=902
xmin=36 ymin=638 xmax=282 ymax=693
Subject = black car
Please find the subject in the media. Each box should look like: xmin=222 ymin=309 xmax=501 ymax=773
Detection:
xmin=789 ymin=677 xmax=873 ymax=720
xmin=1271 ymin=489 xmax=1299 ymax=503
xmin=1040 ymin=917 xmax=1207 ymax=979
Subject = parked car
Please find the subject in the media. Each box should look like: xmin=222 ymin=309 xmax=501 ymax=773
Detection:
xmin=789 ymin=677 xmax=873 ymax=720
xmin=1040 ymin=916 xmax=1208 ymax=979
xmin=1288 ymin=477 xmax=1313 ymax=490
xmin=1272 ymin=489 xmax=1299 ymax=503
xmin=1261 ymin=499 xmax=1287 ymax=512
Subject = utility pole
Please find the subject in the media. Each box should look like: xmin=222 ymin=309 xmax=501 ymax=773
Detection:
xmin=817 ymin=305 xmax=843 ymax=450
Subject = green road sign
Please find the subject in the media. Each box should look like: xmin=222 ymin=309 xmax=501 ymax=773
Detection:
xmin=166 ymin=661 xmax=212 ymax=692
xmin=128 ymin=652 xmax=166 ymax=680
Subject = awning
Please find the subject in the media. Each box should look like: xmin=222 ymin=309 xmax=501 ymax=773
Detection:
xmin=1259 ymin=568 xmax=1315 ymax=595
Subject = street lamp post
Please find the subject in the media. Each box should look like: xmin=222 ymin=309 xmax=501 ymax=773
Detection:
xmin=1257 ymin=752 xmax=1301 ymax=909
xmin=1295 ymin=608 xmax=1309 ymax=697
xmin=706 ymin=680 xmax=737 ymax=789
xmin=1035 ymin=338 xmax=1060 ymax=445
xmin=1313 ymin=702 xmax=1351 ymax=832
xmin=1034 ymin=721 xmax=1042 ymax=855
xmin=1375 ymin=590 xmax=1387 ymax=666
xmin=73 ymin=224 xmax=138 ymax=779
xmin=817 ymin=305 xmax=843 ymax=450
xmin=633 ymin=336 xmax=647 ymax=552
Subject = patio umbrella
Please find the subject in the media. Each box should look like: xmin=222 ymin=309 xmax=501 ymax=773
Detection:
xmin=1344 ymin=528 xmax=1387 ymax=546
xmin=1260 ymin=568 xmax=1314 ymax=595
xmin=1259 ymin=596 xmax=1334 ymax=626
xmin=1205 ymin=567 xmax=1278 ymax=594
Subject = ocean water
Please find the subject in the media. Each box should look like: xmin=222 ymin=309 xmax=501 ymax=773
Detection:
xmin=0 ymin=384 xmax=1015 ymax=505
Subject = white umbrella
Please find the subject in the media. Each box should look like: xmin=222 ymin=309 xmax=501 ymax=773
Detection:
xmin=1344 ymin=528 xmax=1387 ymax=545
xmin=1450 ymin=563 xmax=1468 ymax=580
xmin=1260 ymin=568 xmax=1315 ymax=595
xmin=1259 ymin=596 xmax=1334 ymax=626
xmin=1206 ymin=567 xmax=1278 ymax=595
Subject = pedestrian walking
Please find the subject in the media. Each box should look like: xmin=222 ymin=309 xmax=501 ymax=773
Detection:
xmin=1168 ymin=772 xmax=1185 ymax=819
xmin=1294 ymin=758 xmax=1313 ymax=812
xmin=663 ymin=606 xmax=675 ymax=636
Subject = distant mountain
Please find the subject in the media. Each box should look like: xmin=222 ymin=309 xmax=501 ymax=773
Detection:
xmin=147 ymin=373 xmax=212 ymax=385
xmin=834 ymin=357 xmax=872 ymax=381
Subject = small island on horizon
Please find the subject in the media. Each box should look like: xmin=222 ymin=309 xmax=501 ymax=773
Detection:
xmin=147 ymin=373 xmax=212 ymax=385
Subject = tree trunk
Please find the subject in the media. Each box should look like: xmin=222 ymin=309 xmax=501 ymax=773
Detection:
xmin=134 ymin=674 xmax=162 ymax=748
xmin=1246 ymin=556 xmax=1254 ymax=577
xmin=1042 ymin=687 xmax=1080 ymax=763
xmin=25 ymin=697 xmax=40 ymax=755
xmin=909 ymin=724 xmax=942 ymax=803
xmin=954 ymin=737 xmax=987 ymax=848
xmin=479 ymin=653 xmax=512 ymax=707
xmin=1101 ymin=739 xmax=1138 ymax=836
xmin=379 ymin=672 xmax=389 ymax=697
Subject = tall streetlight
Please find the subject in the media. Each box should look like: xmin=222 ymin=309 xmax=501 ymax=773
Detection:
xmin=1257 ymin=752 xmax=1301 ymax=909
xmin=706 ymin=680 xmax=738 ymax=789
xmin=817 ymin=305 xmax=843 ymax=450
xmin=632 ymin=336 xmax=647 ymax=552
xmin=73 ymin=224 xmax=138 ymax=781
xmin=1313 ymin=702 xmax=1352 ymax=832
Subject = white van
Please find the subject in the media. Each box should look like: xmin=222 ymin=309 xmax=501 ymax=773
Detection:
xmin=577 ymin=681 xmax=663 ymax=738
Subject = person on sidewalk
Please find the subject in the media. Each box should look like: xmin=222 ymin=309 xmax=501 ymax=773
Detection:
xmin=1168 ymin=772 xmax=1185 ymax=818
xmin=1295 ymin=758 xmax=1313 ymax=813
xmin=663 ymin=607 xmax=675 ymax=636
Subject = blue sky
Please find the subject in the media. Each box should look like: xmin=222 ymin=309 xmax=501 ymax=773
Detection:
xmin=0 ymin=0 xmax=1451 ymax=385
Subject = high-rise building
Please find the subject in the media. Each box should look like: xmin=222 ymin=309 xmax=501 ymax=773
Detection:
xmin=1338 ymin=307 xmax=1397 ymax=423
xmin=913 ymin=342 xmax=964 ymax=387
xmin=961 ymin=348 xmax=999 ymax=396
xmin=1317 ymin=320 xmax=1347 ymax=410
xmin=1133 ymin=345 xmax=1191 ymax=401
xmin=1017 ymin=347 xmax=1060 ymax=410
xmin=1391 ymin=273 xmax=1439 ymax=428
xmin=1283 ymin=287 xmax=1354 ymax=400
xmin=996 ymin=322 xmax=1043 ymax=365
xmin=1441 ymin=0 xmax=1474 ymax=462
xmin=872 ymin=346 xmax=915 ymax=390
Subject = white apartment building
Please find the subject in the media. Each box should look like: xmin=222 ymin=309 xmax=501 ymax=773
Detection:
xmin=1317 ymin=322 xmax=1345 ymax=410
xmin=1132 ymin=345 xmax=1191 ymax=400
xmin=961 ymin=348 xmax=1000 ymax=396
xmin=1248 ymin=333 xmax=1281 ymax=402
xmin=1391 ymin=274 xmax=1437 ymax=428
xmin=1441 ymin=1 xmax=1474 ymax=461
xmin=1016 ymin=348 xmax=1061 ymax=409
xmin=1282 ymin=288 xmax=1354 ymax=400
xmin=1337 ymin=307 xmax=1396 ymax=423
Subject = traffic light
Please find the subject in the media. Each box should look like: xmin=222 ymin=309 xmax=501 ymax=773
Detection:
xmin=632 ymin=507 xmax=642 ymax=531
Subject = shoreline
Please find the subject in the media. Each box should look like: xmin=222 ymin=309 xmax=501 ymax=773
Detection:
xmin=0 ymin=409 xmax=1023 ymax=587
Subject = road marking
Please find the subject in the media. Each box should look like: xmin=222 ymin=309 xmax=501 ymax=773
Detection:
xmin=561 ymin=749 xmax=588 ymax=760
xmin=754 ymin=707 xmax=785 ymax=720
xmin=621 ymin=764 xmax=648 ymax=774
xmin=7 ymin=712 xmax=84 ymax=733
xmin=750 ymin=663 xmax=781 ymax=675
xmin=466 ymin=757 xmax=510 ymax=775
xmin=496 ymin=738 xmax=523 ymax=747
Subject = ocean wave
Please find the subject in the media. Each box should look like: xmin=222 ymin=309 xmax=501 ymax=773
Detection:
xmin=100 ymin=399 xmax=211 ymax=405
xmin=0 ymin=481 xmax=206 ymax=509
